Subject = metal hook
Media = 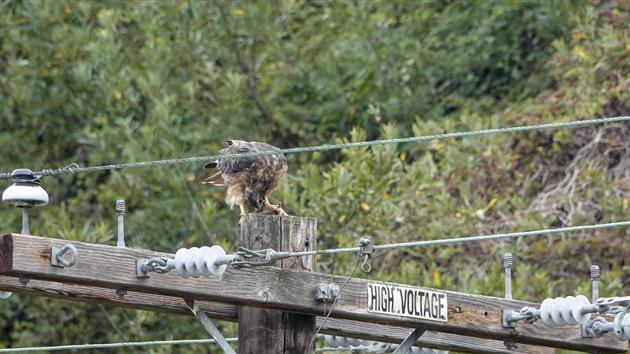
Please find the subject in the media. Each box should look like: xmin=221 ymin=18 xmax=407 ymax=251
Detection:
xmin=51 ymin=243 xmax=78 ymax=268
xmin=358 ymin=237 xmax=374 ymax=273
xmin=63 ymin=163 xmax=80 ymax=171
xmin=361 ymin=254 xmax=372 ymax=273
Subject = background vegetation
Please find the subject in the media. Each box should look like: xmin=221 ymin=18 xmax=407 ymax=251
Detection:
xmin=1 ymin=0 xmax=628 ymax=353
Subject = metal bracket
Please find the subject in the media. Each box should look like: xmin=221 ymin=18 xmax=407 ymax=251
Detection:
xmin=392 ymin=328 xmax=425 ymax=354
xmin=136 ymin=259 xmax=151 ymax=278
xmin=185 ymin=298 xmax=236 ymax=354
xmin=50 ymin=244 xmax=78 ymax=268
xmin=582 ymin=311 xmax=630 ymax=340
xmin=502 ymin=309 xmax=517 ymax=328
xmin=582 ymin=316 xmax=609 ymax=338
xmin=315 ymin=283 xmax=340 ymax=303
xmin=136 ymin=257 xmax=171 ymax=278
xmin=595 ymin=296 xmax=630 ymax=308
xmin=502 ymin=306 xmax=539 ymax=328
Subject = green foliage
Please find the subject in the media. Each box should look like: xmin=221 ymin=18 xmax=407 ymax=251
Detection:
xmin=1 ymin=0 xmax=629 ymax=353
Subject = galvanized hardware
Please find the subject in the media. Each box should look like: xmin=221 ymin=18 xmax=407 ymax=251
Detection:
xmin=136 ymin=258 xmax=154 ymax=278
xmin=315 ymin=283 xmax=340 ymax=303
xmin=136 ymin=246 xmax=235 ymax=279
xmin=230 ymin=247 xmax=284 ymax=268
xmin=582 ymin=311 xmax=630 ymax=340
xmin=116 ymin=287 xmax=127 ymax=299
xmin=185 ymin=298 xmax=236 ymax=354
xmin=590 ymin=296 xmax=630 ymax=316
xmin=502 ymin=306 xmax=540 ymax=328
xmin=2 ymin=169 xmax=49 ymax=235
xmin=18 ymin=275 xmax=30 ymax=285
xmin=51 ymin=243 xmax=78 ymax=268
xmin=393 ymin=328 xmax=426 ymax=354
xmin=358 ymin=237 xmax=374 ymax=273
xmin=594 ymin=296 xmax=630 ymax=309
xmin=582 ymin=316 xmax=607 ymax=338
xmin=503 ymin=253 xmax=513 ymax=300
xmin=115 ymin=199 xmax=126 ymax=248
xmin=591 ymin=265 xmax=600 ymax=304
xmin=503 ymin=340 xmax=518 ymax=350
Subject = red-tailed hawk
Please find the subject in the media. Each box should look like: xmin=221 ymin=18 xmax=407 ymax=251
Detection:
xmin=203 ymin=140 xmax=288 ymax=216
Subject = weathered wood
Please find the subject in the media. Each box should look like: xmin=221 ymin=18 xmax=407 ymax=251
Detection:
xmin=0 ymin=275 xmax=553 ymax=354
xmin=1 ymin=233 xmax=626 ymax=353
xmin=238 ymin=215 xmax=316 ymax=354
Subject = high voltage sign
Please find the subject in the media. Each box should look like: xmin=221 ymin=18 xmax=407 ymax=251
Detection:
xmin=367 ymin=282 xmax=448 ymax=322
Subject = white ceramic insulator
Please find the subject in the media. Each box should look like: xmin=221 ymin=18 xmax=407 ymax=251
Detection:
xmin=172 ymin=245 xmax=228 ymax=278
xmin=613 ymin=312 xmax=630 ymax=341
xmin=174 ymin=248 xmax=191 ymax=278
xmin=540 ymin=295 xmax=591 ymax=327
xmin=335 ymin=336 xmax=350 ymax=347
xmin=347 ymin=337 xmax=362 ymax=346
xmin=572 ymin=295 xmax=591 ymax=324
xmin=323 ymin=335 xmax=337 ymax=347
xmin=185 ymin=247 xmax=202 ymax=278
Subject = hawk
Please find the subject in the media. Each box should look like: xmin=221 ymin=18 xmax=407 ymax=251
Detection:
xmin=203 ymin=140 xmax=288 ymax=216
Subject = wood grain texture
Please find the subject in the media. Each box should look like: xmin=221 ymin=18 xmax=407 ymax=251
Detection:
xmin=0 ymin=275 xmax=552 ymax=354
xmin=237 ymin=215 xmax=317 ymax=354
xmin=1 ymin=233 xmax=626 ymax=353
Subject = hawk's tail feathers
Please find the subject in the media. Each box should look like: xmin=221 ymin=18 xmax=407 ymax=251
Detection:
xmin=202 ymin=171 xmax=225 ymax=186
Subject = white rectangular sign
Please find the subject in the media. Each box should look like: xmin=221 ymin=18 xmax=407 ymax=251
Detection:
xmin=367 ymin=282 xmax=448 ymax=322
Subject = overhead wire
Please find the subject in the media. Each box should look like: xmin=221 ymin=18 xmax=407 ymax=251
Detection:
xmin=284 ymin=220 xmax=630 ymax=258
xmin=1 ymin=115 xmax=628 ymax=179
xmin=0 ymin=338 xmax=238 ymax=353
xmin=0 ymin=340 xmax=350 ymax=353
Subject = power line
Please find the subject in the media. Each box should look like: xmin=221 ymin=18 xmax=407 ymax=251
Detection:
xmin=0 ymin=340 xmax=350 ymax=353
xmin=0 ymin=338 xmax=238 ymax=353
xmin=285 ymin=220 xmax=630 ymax=258
xmin=1 ymin=115 xmax=628 ymax=180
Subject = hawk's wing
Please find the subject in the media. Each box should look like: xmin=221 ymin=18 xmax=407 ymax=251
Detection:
xmin=204 ymin=140 xmax=256 ymax=175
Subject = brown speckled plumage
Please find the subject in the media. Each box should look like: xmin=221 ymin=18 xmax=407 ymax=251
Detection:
xmin=203 ymin=140 xmax=288 ymax=215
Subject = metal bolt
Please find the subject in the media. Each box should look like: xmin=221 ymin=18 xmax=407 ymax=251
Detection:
xmin=18 ymin=275 xmax=30 ymax=285
xmin=115 ymin=199 xmax=126 ymax=214
xmin=21 ymin=208 xmax=30 ymax=235
xmin=503 ymin=253 xmax=513 ymax=300
xmin=116 ymin=199 xmax=126 ymax=248
xmin=504 ymin=340 xmax=518 ymax=350
xmin=591 ymin=265 xmax=600 ymax=304
xmin=116 ymin=287 xmax=127 ymax=299
xmin=51 ymin=244 xmax=78 ymax=268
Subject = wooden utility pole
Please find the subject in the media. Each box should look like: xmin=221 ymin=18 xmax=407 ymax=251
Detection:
xmin=237 ymin=215 xmax=316 ymax=354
